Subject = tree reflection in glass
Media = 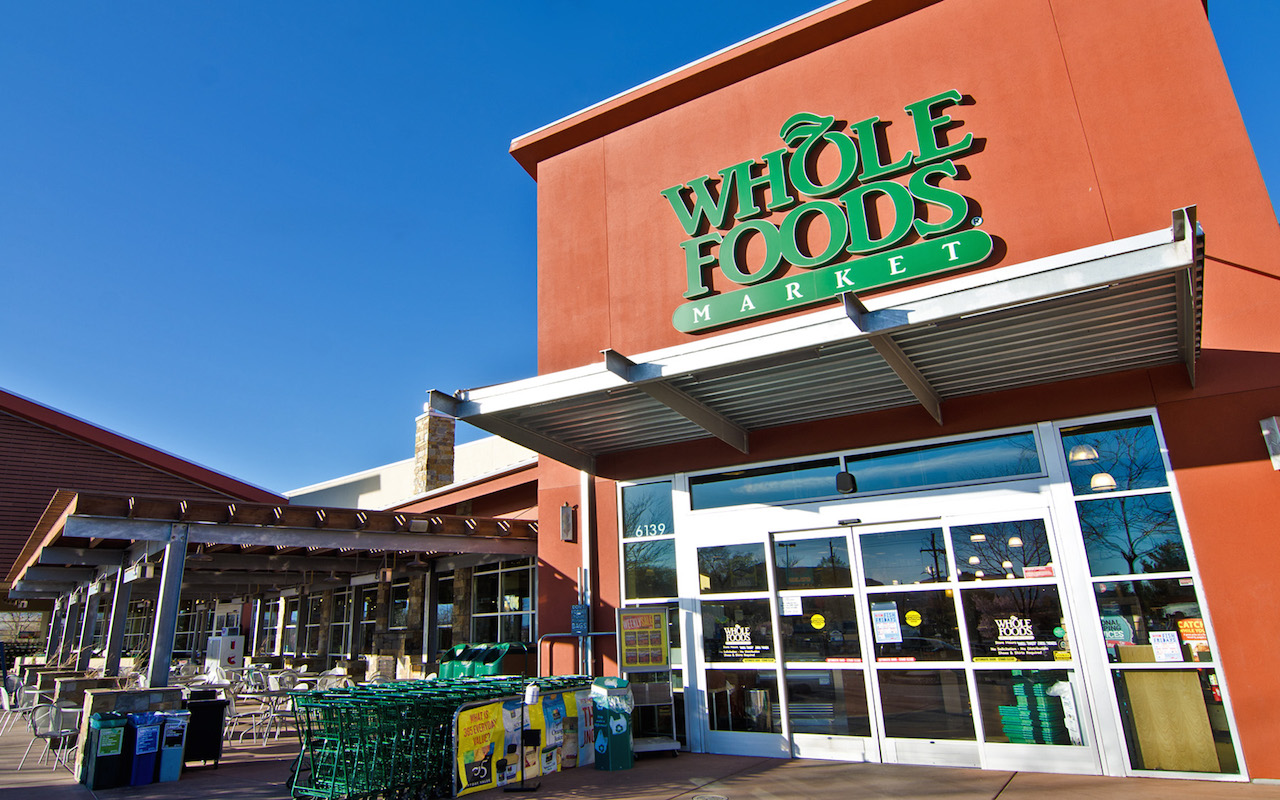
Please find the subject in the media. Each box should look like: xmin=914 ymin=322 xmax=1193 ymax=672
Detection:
xmin=1077 ymin=494 xmax=1187 ymax=577
xmin=951 ymin=519 xmax=1052 ymax=581
xmin=775 ymin=536 xmax=852 ymax=590
xmin=1061 ymin=418 xmax=1168 ymax=495
xmin=624 ymin=538 xmax=677 ymax=599
xmin=698 ymin=543 xmax=768 ymax=594
xmin=861 ymin=529 xmax=949 ymax=586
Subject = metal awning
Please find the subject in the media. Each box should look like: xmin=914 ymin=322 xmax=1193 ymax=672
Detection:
xmin=432 ymin=208 xmax=1203 ymax=474
xmin=7 ymin=491 xmax=538 ymax=601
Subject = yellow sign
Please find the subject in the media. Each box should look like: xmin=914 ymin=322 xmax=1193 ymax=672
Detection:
xmin=904 ymin=610 xmax=922 ymax=627
xmin=618 ymin=607 xmax=670 ymax=672
xmin=810 ymin=613 xmax=826 ymax=630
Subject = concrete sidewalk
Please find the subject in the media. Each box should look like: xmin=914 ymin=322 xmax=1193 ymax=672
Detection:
xmin=5 ymin=715 xmax=1280 ymax=800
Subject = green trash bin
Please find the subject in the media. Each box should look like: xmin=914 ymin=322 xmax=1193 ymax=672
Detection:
xmin=84 ymin=712 xmax=129 ymax=790
xmin=436 ymin=644 xmax=468 ymax=679
xmin=460 ymin=644 xmax=492 ymax=677
xmin=591 ymin=677 xmax=633 ymax=770
xmin=474 ymin=643 xmax=510 ymax=676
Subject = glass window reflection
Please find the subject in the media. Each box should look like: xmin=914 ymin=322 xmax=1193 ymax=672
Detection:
xmin=702 ymin=599 xmax=773 ymax=662
xmin=861 ymin=529 xmax=949 ymax=586
xmin=877 ymin=669 xmax=975 ymax=740
xmin=786 ymin=669 xmax=871 ymax=736
xmin=779 ymin=595 xmax=861 ymax=662
xmin=869 ymin=590 xmax=962 ymax=662
xmin=775 ymin=536 xmax=852 ymax=590
xmin=844 ymin=432 xmax=1040 ymax=494
xmin=1112 ymin=669 xmax=1237 ymax=773
xmin=1061 ymin=418 xmax=1168 ymax=495
xmin=1093 ymin=579 xmax=1210 ymax=663
xmin=690 ymin=458 xmax=842 ymax=510
xmin=707 ymin=669 xmax=779 ymax=732
xmin=622 ymin=481 xmax=674 ymax=537
xmin=698 ymin=543 xmax=768 ymax=594
xmin=1077 ymin=494 xmax=1187 ymax=577
xmin=625 ymin=539 xmax=678 ymax=599
xmin=974 ymin=670 xmax=1084 ymax=745
xmin=951 ymin=520 xmax=1052 ymax=581
xmin=961 ymin=586 xmax=1070 ymax=661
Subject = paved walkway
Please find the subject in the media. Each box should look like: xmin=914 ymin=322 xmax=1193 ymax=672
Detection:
xmin=3 ymin=716 xmax=1280 ymax=800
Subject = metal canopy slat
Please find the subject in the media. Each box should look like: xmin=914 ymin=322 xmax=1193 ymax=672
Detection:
xmin=430 ymin=208 xmax=1203 ymax=469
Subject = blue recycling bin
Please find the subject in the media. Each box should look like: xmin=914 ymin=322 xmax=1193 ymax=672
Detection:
xmin=156 ymin=710 xmax=189 ymax=782
xmin=126 ymin=712 xmax=163 ymax=786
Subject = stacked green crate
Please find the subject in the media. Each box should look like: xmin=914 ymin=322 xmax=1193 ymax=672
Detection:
xmin=997 ymin=671 xmax=1071 ymax=745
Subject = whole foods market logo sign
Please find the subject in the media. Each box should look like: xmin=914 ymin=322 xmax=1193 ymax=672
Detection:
xmin=662 ymin=90 xmax=993 ymax=333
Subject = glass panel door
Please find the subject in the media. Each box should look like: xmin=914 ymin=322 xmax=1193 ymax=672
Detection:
xmin=772 ymin=530 xmax=879 ymax=762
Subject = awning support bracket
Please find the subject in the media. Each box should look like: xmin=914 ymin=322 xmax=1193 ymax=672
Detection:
xmin=842 ymin=292 xmax=943 ymax=424
xmin=602 ymin=349 xmax=750 ymax=453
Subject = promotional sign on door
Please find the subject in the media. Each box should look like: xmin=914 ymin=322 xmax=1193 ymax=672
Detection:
xmin=617 ymin=607 xmax=670 ymax=672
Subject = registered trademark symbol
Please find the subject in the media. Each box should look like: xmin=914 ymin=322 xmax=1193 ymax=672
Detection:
xmin=971 ymin=216 xmax=983 ymax=226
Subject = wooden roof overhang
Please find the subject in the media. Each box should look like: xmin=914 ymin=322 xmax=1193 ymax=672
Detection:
xmin=6 ymin=490 xmax=539 ymax=601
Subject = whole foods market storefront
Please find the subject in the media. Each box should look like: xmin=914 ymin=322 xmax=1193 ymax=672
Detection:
xmin=618 ymin=412 xmax=1237 ymax=777
xmin=428 ymin=0 xmax=1280 ymax=785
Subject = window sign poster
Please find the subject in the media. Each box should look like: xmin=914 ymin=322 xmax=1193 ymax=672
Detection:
xmin=617 ymin=606 xmax=670 ymax=672
xmin=1150 ymin=630 xmax=1183 ymax=662
xmin=1177 ymin=618 xmax=1211 ymax=661
xmin=872 ymin=602 xmax=903 ymax=644
xmin=781 ymin=596 xmax=804 ymax=616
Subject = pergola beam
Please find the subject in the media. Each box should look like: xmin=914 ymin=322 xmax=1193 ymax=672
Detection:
xmin=842 ymin=292 xmax=942 ymax=424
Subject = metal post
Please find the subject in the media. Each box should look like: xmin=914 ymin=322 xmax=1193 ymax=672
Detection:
xmin=58 ymin=594 xmax=82 ymax=666
xmin=146 ymin=524 xmax=188 ymax=688
xmin=44 ymin=596 xmax=65 ymax=662
xmin=103 ymin=570 xmax=132 ymax=677
xmin=74 ymin=590 xmax=98 ymax=671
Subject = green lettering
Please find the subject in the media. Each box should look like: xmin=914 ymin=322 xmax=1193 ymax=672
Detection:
xmin=721 ymin=148 xmax=796 ymax=221
xmin=780 ymin=200 xmax=849 ymax=269
xmin=842 ymin=180 xmax=915 ymax=254
xmin=905 ymin=89 xmax=974 ymax=165
xmin=719 ymin=219 xmax=783 ymax=285
xmin=680 ymin=232 xmax=723 ymax=299
xmin=781 ymin=113 xmax=860 ymax=198
xmin=909 ymin=161 xmax=969 ymax=237
xmin=660 ymin=175 xmax=733 ymax=236
xmin=849 ymin=116 xmax=914 ymax=181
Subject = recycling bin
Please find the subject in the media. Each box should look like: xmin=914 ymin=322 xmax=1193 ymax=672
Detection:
xmin=126 ymin=712 xmax=163 ymax=786
xmin=591 ymin=676 xmax=633 ymax=770
xmin=183 ymin=697 xmax=228 ymax=767
xmin=83 ymin=712 xmax=128 ymax=790
xmin=156 ymin=710 xmax=190 ymax=782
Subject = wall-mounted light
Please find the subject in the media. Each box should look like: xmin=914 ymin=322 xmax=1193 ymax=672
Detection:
xmin=1090 ymin=472 xmax=1118 ymax=492
xmin=836 ymin=471 xmax=857 ymax=494
xmin=560 ymin=502 xmax=576 ymax=542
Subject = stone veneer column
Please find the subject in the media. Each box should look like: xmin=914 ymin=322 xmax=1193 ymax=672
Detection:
xmin=414 ymin=410 xmax=455 ymax=495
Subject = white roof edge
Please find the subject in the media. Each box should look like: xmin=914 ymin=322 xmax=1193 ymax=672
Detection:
xmin=382 ymin=456 xmax=539 ymax=511
xmin=510 ymin=1 xmax=845 ymax=149
xmin=284 ymin=457 xmax=414 ymax=497
xmin=457 ymin=220 xmax=1184 ymax=412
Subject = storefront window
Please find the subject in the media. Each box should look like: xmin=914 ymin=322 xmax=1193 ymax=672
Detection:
xmin=960 ymin=586 xmax=1070 ymax=661
xmin=973 ymin=670 xmax=1084 ymax=745
xmin=255 ymin=599 xmax=279 ymax=655
xmin=625 ymin=539 xmax=677 ymax=599
xmin=302 ymin=594 xmax=324 ymax=653
xmin=1093 ymin=579 xmax=1209 ymax=663
xmin=1077 ymin=494 xmax=1187 ymax=577
xmin=774 ymin=536 xmax=851 ymax=590
xmin=706 ymin=668 xmax=779 ymax=733
xmin=435 ymin=576 xmax=454 ymax=653
xmin=1112 ymin=669 xmax=1238 ymax=774
xmin=621 ymin=481 xmax=674 ymax=537
xmin=389 ymin=580 xmax=411 ymax=629
xmin=690 ymin=458 xmax=841 ymax=510
xmin=328 ymin=588 xmax=352 ymax=658
xmin=779 ymin=594 xmax=861 ymax=662
xmin=844 ymin=432 xmax=1040 ymax=494
xmin=282 ymin=597 xmax=299 ymax=655
xmin=698 ymin=543 xmax=767 ymax=594
xmin=877 ymin=668 xmax=974 ymax=740
xmin=1061 ymin=418 xmax=1167 ymax=495
xmin=861 ymin=529 xmax=949 ymax=586
xmin=702 ymin=599 xmax=772 ymax=662
xmin=472 ymin=559 xmax=535 ymax=643
xmin=869 ymin=590 xmax=962 ymax=662
xmin=356 ymin=586 xmax=378 ymax=654
xmin=785 ymin=669 xmax=871 ymax=736
xmin=951 ymin=519 xmax=1053 ymax=581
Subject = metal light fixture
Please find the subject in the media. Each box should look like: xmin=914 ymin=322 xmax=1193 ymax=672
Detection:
xmin=1068 ymin=444 xmax=1099 ymax=463
xmin=1008 ymin=537 xmax=1023 ymax=548
xmin=322 ymin=571 xmax=344 ymax=584
xmin=1090 ymin=472 xmax=1118 ymax=492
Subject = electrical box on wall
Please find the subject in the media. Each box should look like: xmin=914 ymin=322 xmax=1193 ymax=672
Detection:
xmin=560 ymin=502 xmax=576 ymax=542
xmin=1261 ymin=417 xmax=1280 ymax=470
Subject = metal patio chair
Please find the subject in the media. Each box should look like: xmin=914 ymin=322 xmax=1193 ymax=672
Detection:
xmin=18 ymin=703 xmax=80 ymax=771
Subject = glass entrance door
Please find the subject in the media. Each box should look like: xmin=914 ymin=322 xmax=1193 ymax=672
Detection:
xmin=690 ymin=513 xmax=1107 ymax=771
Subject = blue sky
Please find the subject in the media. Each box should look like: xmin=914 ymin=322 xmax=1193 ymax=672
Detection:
xmin=2 ymin=2 xmax=1276 ymax=495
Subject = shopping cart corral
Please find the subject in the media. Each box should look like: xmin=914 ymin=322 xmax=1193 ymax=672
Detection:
xmin=288 ymin=675 xmax=593 ymax=799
